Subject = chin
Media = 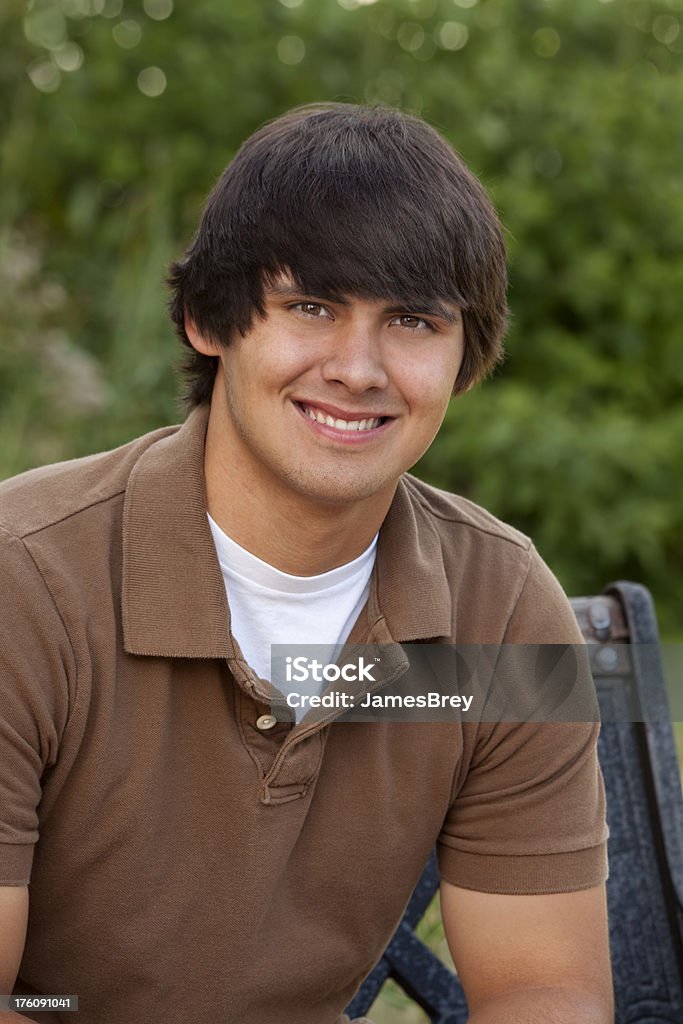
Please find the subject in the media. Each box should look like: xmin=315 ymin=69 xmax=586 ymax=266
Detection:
xmin=285 ymin=470 xmax=394 ymax=507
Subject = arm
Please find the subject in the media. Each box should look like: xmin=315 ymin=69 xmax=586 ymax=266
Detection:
xmin=437 ymin=547 xmax=611 ymax=1019
xmin=0 ymin=531 xmax=71 ymax=1020
xmin=441 ymin=880 xmax=614 ymax=1023
xmin=0 ymin=885 xmax=30 ymax=1023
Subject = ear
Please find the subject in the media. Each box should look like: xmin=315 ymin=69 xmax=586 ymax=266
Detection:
xmin=184 ymin=314 xmax=221 ymax=357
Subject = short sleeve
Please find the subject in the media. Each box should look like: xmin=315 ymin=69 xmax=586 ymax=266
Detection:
xmin=437 ymin=546 xmax=609 ymax=895
xmin=0 ymin=528 xmax=72 ymax=885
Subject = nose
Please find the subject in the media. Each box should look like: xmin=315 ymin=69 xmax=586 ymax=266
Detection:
xmin=319 ymin=321 xmax=390 ymax=393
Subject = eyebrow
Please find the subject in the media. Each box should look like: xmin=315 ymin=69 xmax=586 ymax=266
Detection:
xmin=382 ymin=302 xmax=460 ymax=325
xmin=267 ymin=284 xmax=350 ymax=305
xmin=266 ymin=285 xmax=461 ymax=324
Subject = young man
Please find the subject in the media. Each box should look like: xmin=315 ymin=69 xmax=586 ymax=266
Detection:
xmin=0 ymin=104 xmax=612 ymax=1023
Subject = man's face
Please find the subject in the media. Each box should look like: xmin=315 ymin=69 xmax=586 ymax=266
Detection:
xmin=188 ymin=276 xmax=465 ymax=511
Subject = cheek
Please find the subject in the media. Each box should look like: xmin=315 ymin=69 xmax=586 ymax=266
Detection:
xmin=405 ymin=369 xmax=457 ymax=418
xmin=249 ymin=343 xmax=314 ymax=392
xmin=396 ymin=338 xmax=464 ymax=407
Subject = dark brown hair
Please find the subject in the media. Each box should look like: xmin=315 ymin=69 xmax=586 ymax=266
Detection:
xmin=168 ymin=103 xmax=508 ymax=408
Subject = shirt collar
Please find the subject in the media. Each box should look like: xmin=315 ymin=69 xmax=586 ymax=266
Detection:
xmin=122 ymin=405 xmax=452 ymax=658
xmin=122 ymin=405 xmax=235 ymax=658
xmin=370 ymin=475 xmax=452 ymax=642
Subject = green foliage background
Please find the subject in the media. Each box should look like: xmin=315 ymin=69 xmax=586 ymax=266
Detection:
xmin=2 ymin=0 xmax=682 ymax=633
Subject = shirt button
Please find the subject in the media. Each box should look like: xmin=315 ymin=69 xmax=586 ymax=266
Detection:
xmin=256 ymin=714 xmax=277 ymax=731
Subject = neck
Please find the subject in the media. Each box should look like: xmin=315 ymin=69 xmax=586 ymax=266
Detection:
xmin=202 ymin=396 xmax=394 ymax=577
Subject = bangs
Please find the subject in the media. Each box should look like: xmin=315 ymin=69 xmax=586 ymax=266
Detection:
xmin=254 ymin=197 xmax=471 ymax=315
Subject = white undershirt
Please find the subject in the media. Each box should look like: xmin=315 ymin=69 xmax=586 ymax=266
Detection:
xmin=207 ymin=514 xmax=377 ymax=703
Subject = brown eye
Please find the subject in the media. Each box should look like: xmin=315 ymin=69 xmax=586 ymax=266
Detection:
xmin=291 ymin=302 xmax=332 ymax=319
xmin=392 ymin=315 xmax=434 ymax=332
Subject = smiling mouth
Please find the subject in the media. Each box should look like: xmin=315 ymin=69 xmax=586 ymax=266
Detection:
xmin=296 ymin=402 xmax=389 ymax=433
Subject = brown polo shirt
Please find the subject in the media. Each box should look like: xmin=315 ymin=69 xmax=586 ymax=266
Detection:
xmin=0 ymin=406 xmax=607 ymax=1024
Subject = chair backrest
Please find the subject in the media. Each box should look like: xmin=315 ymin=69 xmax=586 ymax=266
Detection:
xmin=346 ymin=582 xmax=683 ymax=1024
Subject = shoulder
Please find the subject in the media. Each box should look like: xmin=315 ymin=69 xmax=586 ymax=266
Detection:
xmin=397 ymin=474 xmax=582 ymax=644
xmin=401 ymin=472 xmax=531 ymax=551
xmin=0 ymin=425 xmax=179 ymax=542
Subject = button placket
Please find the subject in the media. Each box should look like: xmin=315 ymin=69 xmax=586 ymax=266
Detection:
xmin=260 ymin=726 xmax=327 ymax=804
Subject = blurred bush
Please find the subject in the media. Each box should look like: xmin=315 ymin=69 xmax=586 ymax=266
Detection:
xmin=1 ymin=0 xmax=682 ymax=631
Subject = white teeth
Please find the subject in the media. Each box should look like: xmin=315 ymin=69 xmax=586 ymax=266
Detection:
xmin=302 ymin=405 xmax=382 ymax=431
